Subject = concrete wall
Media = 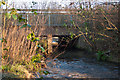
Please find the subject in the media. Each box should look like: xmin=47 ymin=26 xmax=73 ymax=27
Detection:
xmin=74 ymin=32 xmax=120 ymax=63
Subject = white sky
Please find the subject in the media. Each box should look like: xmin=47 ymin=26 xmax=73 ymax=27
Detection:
xmin=1 ymin=0 xmax=119 ymax=9
xmin=8 ymin=0 xmax=120 ymax=3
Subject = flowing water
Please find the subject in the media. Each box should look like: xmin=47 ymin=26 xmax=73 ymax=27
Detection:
xmin=37 ymin=49 xmax=119 ymax=78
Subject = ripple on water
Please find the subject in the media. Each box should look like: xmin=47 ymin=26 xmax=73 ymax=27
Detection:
xmin=43 ymin=54 xmax=119 ymax=78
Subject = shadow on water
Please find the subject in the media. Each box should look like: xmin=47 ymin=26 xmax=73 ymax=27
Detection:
xmin=42 ymin=48 xmax=119 ymax=78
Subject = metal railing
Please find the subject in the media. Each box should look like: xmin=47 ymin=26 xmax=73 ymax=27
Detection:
xmin=16 ymin=13 xmax=77 ymax=27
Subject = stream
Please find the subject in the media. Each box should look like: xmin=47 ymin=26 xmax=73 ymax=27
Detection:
xmin=37 ymin=49 xmax=119 ymax=79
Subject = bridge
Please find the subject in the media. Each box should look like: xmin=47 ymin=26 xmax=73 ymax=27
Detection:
xmin=1 ymin=7 xmax=118 ymax=54
xmin=23 ymin=11 xmax=81 ymax=54
xmin=1 ymin=9 xmax=84 ymax=54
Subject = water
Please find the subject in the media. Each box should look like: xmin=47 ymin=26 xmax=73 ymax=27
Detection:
xmin=37 ymin=50 xmax=119 ymax=78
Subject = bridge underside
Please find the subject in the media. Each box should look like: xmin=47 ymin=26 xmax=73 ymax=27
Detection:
xmin=32 ymin=26 xmax=80 ymax=37
xmin=31 ymin=26 xmax=80 ymax=54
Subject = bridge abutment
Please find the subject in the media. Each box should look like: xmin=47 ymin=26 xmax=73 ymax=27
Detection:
xmin=47 ymin=34 xmax=53 ymax=54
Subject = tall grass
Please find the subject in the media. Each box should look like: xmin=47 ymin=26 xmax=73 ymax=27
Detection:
xmin=2 ymin=11 xmax=49 ymax=78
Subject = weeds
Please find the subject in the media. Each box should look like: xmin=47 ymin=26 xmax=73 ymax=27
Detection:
xmin=96 ymin=51 xmax=108 ymax=61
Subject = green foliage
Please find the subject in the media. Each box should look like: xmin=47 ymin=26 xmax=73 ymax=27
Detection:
xmin=17 ymin=9 xmax=21 ymax=11
xmin=43 ymin=71 xmax=50 ymax=75
xmin=31 ymin=37 xmax=35 ymax=42
xmin=27 ymin=33 xmax=32 ymax=40
xmin=1 ymin=38 xmax=7 ymax=43
xmin=5 ymin=13 xmax=11 ymax=19
xmin=96 ymin=51 xmax=108 ymax=61
xmin=71 ymin=20 xmax=76 ymax=27
xmin=89 ymin=35 xmax=92 ymax=39
xmin=1 ymin=1 xmax=5 ymax=5
xmin=31 ymin=9 xmax=37 ymax=12
xmin=70 ymin=32 xmax=74 ymax=39
xmin=80 ymin=6 xmax=82 ymax=9
xmin=2 ymin=1 xmax=49 ymax=78
xmin=63 ymin=23 xmax=67 ymax=27
xmin=20 ymin=24 xmax=27 ymax=28
xmin=4 ymin=8 xmax=18 ymax=20
xmin=2 ymin=65 xmax=11 ymax=72
xmin=84 ymin=22 xmax=88 ymax=27
xmin=35 ymin=37 xmax=39 ymax=41
xmin=10 ymin=10 xmax=17 ymax=15
xmin=26 ymin=24 xmax=31 ymax=27
xmin=40 ymin=46 xmax=45 ymax=53
xmin=37 ymin=44 xmax=41 ymax=48
xmin=20 ymin=24 xmax=31 ymax=28
xmin=3 ymin=55 xmax=8 ymax=59
xmin=12 ymin=14 xmax=17 ymax=20
xmin=18 ymin=15 xmax=27 ymax=22
xmin=27 ymin=33 xmax=35 ymax=39
xmin=27 ymin=33 xmax=40 ymax=42
xmin=0 ymin=2 xmax=1 ymax=6
xmin=3 ymin=48 xmax=8 ymax=51
xmin=31 ymin=54 xmax=43 ymax=63
xmin=34 ymin=12 xmax=37 ymax=15
xmin=31 ymin=9 xmax=37 ymax=15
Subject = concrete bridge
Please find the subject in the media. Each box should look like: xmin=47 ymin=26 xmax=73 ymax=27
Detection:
xmin=1 ymin=8 xmax=118 ymax=54
xmin=1 ymin=9 xmax=82 ymax=54
xmin=25 ymin=13 xmax=80 ymax=54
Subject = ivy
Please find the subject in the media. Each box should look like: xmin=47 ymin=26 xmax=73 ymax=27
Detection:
xmin=5 ymin=13 xmax=11 ymax=19
xmin=12 ymin=14 xmax=17 ymax=20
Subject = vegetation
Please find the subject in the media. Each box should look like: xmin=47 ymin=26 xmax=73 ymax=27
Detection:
xmin=0 ymin=0 xmax=119 ymax=78
xmin=96 ymin=51 xmax=111 ymax=61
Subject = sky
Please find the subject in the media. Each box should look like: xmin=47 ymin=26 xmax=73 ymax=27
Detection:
xmin=1 ymin=0 xmax=119 ymax=9
xmin=8 ymin=0 xmax=119 ymax=2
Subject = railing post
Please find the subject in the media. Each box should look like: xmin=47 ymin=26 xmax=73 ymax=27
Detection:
xmin=48 ymin=14 xmax=50 ymax=27
xmin=27 ymin=14 xmax=28 ymax=24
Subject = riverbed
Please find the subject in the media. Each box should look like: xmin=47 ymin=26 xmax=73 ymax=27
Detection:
xmin=37 ymin=49 xmax=119 ymax=79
